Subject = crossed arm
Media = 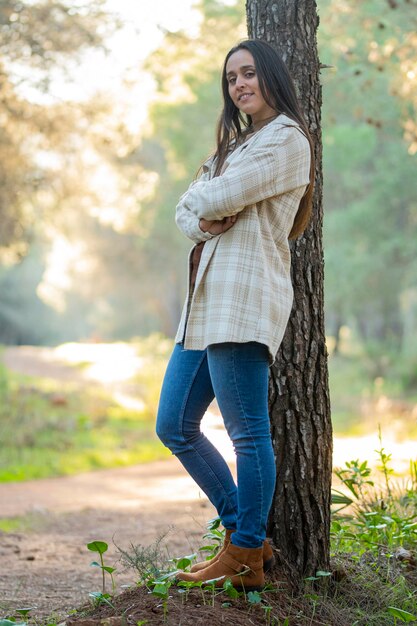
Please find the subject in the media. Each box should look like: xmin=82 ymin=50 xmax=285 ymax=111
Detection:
xmin=175 ymin=127 xmax=310 ymax=243
xmin=174 ymin=170 xmax=237 ymax=242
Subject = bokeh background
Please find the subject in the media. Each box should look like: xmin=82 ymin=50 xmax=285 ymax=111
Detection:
xmin=1 ymin=0 xmax=416 ymax=482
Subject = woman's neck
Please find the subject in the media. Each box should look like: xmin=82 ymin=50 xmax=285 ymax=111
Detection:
xmin=250 ymin=113 xmax=279 ymax=133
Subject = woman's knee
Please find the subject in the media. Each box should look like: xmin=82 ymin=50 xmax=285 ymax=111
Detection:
xmin=156 ymin=408 xmax=204 ymax=454
xmin=156 ymin=408 xmax=177 ymax=448
xmin=156 ymin=405 xmax=193 ymax=454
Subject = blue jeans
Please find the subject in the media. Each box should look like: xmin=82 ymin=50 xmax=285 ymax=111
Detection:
xmin=156 ymin=341 xmax=276 ymax=548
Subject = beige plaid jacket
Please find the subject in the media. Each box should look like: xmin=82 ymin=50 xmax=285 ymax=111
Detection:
xmin=174 ymin=114 xmax=311 ymax=364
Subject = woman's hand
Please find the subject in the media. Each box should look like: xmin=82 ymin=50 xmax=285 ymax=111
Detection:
xmin=199 ymin=215 xmax=237 ymax=235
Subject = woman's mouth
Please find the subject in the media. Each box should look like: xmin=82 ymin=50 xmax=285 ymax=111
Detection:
xmin=238 ymin=93 xmax=253 ymax=102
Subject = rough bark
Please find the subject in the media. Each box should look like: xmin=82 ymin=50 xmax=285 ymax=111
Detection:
xmin=246 ymin=0 xmax=333 ymax=583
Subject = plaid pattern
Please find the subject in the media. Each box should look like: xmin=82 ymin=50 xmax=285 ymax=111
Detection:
xmin=174 ymin=114 xmax=311 ymax=365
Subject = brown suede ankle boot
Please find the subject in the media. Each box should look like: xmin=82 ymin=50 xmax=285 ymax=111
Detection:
xmin=177 ymin=542 xmax=264 ymax=591
xmin=191 ymin=529 xmax=275 ymax=573
xmin=190 ymin=528 xmax=235 ymax=573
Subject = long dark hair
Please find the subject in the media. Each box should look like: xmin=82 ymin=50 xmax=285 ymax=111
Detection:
xmin=213 ymin=39 xmax=314 ymax=239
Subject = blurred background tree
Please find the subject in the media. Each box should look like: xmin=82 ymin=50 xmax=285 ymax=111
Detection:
xmin=0 ymin=0 xmax=416 ymax=399
xmin=0 ymin=0 xmax=120 ymax=341
xmin=320 ymin=0 xmax=417 ymax=389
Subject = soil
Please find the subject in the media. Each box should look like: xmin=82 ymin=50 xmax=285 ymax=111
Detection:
xmin=65 ymin=580 xmax=301 ymax=626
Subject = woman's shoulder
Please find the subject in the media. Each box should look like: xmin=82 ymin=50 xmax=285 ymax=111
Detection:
xmin=264 ymin=114 xmax=302 ymax=137
xmin=256 ymin=114 xmax=308 ymax=150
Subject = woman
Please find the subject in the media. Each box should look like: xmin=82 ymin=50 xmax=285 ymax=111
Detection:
xmin=156 ymin=39 xmax=314 ymax=591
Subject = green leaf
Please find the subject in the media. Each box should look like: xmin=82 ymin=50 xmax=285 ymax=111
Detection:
xmin=15 ymin=610 xmax=33 ymax=617
xmin=305 ymin=593 xmax=320 ymax=601
xmin=152 ymin=583 xmax=170 ymax=598
xmin=202 ymin=580 xmax=216 ymax=589
xmin=89 ymin=591 xmax=110 ymax=599
xmin=331 ymin=491 xmax=354 ymax=505
xmin=155 ymin=570 xmax=179 ymax=582
xmin=343 ymin=532 xmax=358 ymax=539
xmin=88 ymin=591 xmax=115 ymax=608
xmin=183 ymin=553 xmax=197 ymax=561
xmin=87 ymin=541 xmax=108 ymax=554
xmin=205 ymin=576 xmax=228 ymax=584
xmin=223 ymin=578 xmax=240 ymax=599
xmin=387 ymin=607 xmax=416 ymax=622
xmin=90 ymin=561 xmax=101 ymax=568
xmin=0 ymin=621 xmax=26 ymax=626
xmin=247 ymin=591 xmax=262 ymax=604
xmin=316 ymin=570 xmax=332 ymax=577
xmin=175 ymin=557 xmax=192 ymax=570
xmin=404 ymin=522 xmax=417 ymax=530
xmin=103 ymin=566 xmax=116 ymax=574
xmin=207 ymin=516 xmax=221 ymax=530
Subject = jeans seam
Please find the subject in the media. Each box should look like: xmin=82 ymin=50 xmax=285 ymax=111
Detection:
xmin=179 ymin=350 xmax=238 ymax=520
xmin=231 ymin=345 xmax=264 ymax=544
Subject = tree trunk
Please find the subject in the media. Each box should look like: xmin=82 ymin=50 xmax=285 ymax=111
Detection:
xmin=246 ymin=0 xmax=333 ymax=583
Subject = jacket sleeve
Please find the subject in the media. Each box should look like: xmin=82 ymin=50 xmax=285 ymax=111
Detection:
xmin=176 ymin=126 xmax=311 ymax=222
xmin=175 ymin=170 xmax=216 ymax=244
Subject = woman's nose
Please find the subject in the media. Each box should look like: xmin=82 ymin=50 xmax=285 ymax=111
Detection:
xmin=236 ymin=74 xmax=246 ymax=88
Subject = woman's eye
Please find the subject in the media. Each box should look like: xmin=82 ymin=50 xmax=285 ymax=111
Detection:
xmin=245 ymin=72 xmax=255 ymax=78
xmin=228 ymin=77 xmax=236 ymax=84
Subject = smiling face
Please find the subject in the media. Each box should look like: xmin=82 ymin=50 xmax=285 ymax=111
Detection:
xmin=225 ymin=48 xmax=277 ymax=125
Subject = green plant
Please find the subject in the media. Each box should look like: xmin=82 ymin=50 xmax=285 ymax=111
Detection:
xmin=0 ymin=607 xmax=34 ymax=626
xmin=168 ymin=553 xmax=197 ymax=571
xmin=334 ymin=458 xmax=374 ymax=502
xmin=150 ymin=577 xmax=174 ymax=623
xmin=261 ymin=604 xmax=273 ymax=626
xmin=305 ymin=570 xmax=332 ymax=583
xmin=222 ymin=578 xmax=241 ymax=599
xmin=247 ymin=590 xmax=262 ymax=604
xmin=202 ymin=580 xmax=217 ymax=607
xmin=88 ymin=591 xmax=115 ymax=609
xmin=13 ymin=611 xmax=32 ymax=620
xmin=376 ymin=424 xmax=395 ymax=500
xmin=196 ymin=516 xmax=225 ymax=562
xmin=387 ymin=606 xmax=417 ymax=624
xmin=115 ymin=530 xmax=172 ymax=583
xmin=87 ymin=540 xmax=116 ymax=594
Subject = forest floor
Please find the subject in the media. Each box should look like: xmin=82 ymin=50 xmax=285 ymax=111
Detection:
xmin=1 ymin=345 xmax=416 ymax=625
xmin=0 ymin=456 xmax=218 ymax=620
xmin=0 ymin=345 xmax=226 ymax=621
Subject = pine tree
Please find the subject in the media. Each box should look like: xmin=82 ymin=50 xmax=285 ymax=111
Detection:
xmin=246 ymin=0 xmax=333 ymax=582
